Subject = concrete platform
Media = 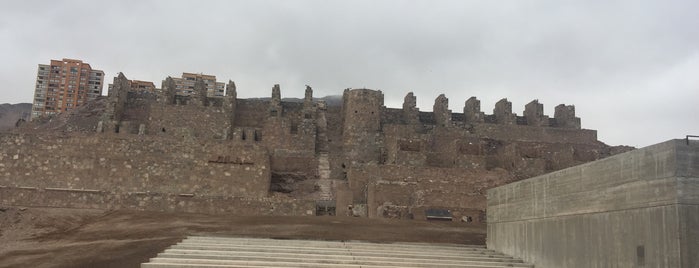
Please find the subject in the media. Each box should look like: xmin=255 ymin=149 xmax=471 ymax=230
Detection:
xmin=142 ymin=236 xmax=533 ymax=268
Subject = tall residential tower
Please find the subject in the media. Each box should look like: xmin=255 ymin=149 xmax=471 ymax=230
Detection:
xmin=31 ymin=58 xmax=104 ymax=119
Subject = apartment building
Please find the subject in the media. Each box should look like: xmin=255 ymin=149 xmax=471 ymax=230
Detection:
xmin=167 ymin=72 xmax=225 ymax=97
xmin=31 ymin=58 xmax=104 ymax=119
xmin=107 ymin=79 xmax=157 ymax=96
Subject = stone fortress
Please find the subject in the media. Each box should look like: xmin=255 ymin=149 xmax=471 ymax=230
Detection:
xmin=0 ymin=73 xmax=629 ymax=221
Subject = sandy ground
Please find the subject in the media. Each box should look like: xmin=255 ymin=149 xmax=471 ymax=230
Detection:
xmin=0 ymin=206 xmax=486 ymax=268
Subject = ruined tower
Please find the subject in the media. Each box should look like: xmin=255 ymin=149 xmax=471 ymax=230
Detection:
xmin=159 ymin=76 xmax=177 ymax=105
xmin=554 ymin=104 xmax=581 ymax=129
xmin=302 ymin=85 xmax=315 ymax=119
xmin=99 ymin=72 xmax=129 ymax=133
xmin=224 ymin=80 xmax=237 ymax=138
xmin=433 ymin=94 xmax=451 ymax=127
xmin=342 ymin=88 xmax=384 ymax=165
xmin=269 ymin=84 xmax=282 ymax=117
xmin=494 ymin=98 xmax=516 ymax=125
xmin=464 ymin=97 xmax=484 ymax=123
xmin=402 ymin=92 xmax=419 ymax=125
xmin=193 ymin=77 xmax=208 ymax=106
xmin=524 ymin=100 xmax=549 ymax=127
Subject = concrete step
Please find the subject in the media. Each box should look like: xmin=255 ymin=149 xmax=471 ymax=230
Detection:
xmin=175 ymin=237 xmax=504 ymax=259
xmin=163 ymin=247 xmax=516 ymax=261
xmin=185 ymin=236 xmax=487 ymax=250
xmin=157 ymin=252 xmax=521 ymax=265
xmin=142 ymin=236 xmax=533 ymax=268
xmin=144 ymin=263 xmax=525 ymax=268
xmin=144 ymin=258 xmax=532 ymax=268
xmin=180 ymin=243 xmax=490 ymax=254
xmin=169 ymin=244 xmax=503 ymax=259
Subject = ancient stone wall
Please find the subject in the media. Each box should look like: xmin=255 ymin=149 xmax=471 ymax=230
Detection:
xmin=4 ymin=80 xmax=626 ymax=219
xmin=0 ymin=133 xmax=270 ymax=198
xmin=147 ymin=103 xmax=231 ymax=140
xmin=234 ymin=99 xmax=269 ymax=128
xmin=346 ymin=164 xmax=513 ymax=222
xmin=0 ymin=186 xmax=314 ymax=215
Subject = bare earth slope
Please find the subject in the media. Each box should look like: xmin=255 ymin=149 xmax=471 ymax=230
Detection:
xmin=0 ymin=207 xmax=485 ymax=268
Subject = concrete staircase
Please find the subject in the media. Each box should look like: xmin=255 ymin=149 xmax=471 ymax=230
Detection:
xmin=141 ymin=236 xmax=533 ymax=268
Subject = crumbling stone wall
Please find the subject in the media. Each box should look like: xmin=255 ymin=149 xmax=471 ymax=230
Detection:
xmin=148 ymin=103 xmax=231 ymax=140
xmin=3 ymin=79 xmax=627 ymax=218
xmin=346 ymin=164 xmax=513 ymax=222
xmin=232 ymin=99 xmax=269 ymax=128
xmin=339 ymin=88 xmax=623 ymax=220
xmin=99 ymin=73 xmax=130 ymax=133
xmin=0 ymin=133 xmax=270 ymax=198
xmin=0 ymin=186 xmax=314 ymax=215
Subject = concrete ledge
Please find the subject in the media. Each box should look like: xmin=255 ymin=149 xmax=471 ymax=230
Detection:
xmin=146 ymin=257 xmax=534 ymax=267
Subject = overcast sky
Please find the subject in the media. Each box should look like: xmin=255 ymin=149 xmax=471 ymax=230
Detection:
xmin=1 ymin=0 xmax=697 ymax=147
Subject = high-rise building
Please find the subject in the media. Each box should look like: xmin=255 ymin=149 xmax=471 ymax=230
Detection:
xmin=166 ymin=72 xmax=225 ymax=97
xmin=107 ymin=79 xmax=157 ymax=96
xmin=31 ymin=58 xmax=104 ymax=119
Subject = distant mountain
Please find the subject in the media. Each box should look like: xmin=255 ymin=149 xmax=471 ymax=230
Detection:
xmin=318 ymin=95 xmax=342 ymax=106
xmin=0 ymin=103 xmax=31 ymax=131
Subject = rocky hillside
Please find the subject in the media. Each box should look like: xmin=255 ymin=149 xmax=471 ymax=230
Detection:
xmin=0 ymin=103 xmax=31 ymax=131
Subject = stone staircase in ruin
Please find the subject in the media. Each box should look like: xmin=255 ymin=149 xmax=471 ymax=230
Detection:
xmin=141 ymin=236 xmax=534 ymax=268
xmin=317 ymin=152 xmax=333 ymax=201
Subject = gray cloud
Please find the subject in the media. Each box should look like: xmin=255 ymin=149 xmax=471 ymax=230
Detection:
xmin=1 ymin=0 xmax=697 ymax=147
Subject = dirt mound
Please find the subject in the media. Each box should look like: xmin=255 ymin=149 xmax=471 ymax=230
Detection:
xmin=20 ymin=98 xmax=106 ymax=134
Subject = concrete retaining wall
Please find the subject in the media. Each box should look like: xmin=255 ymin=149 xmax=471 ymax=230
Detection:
xmin=487 ymin=139 xmax=698 ymax=268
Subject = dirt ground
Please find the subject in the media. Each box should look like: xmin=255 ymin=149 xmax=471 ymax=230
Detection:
xmin=0 ymin=206 xmax=486 ymax=268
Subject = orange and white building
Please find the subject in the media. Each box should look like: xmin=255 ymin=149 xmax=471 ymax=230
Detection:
xmin=31 ymin=58 xmax=104 ymax=119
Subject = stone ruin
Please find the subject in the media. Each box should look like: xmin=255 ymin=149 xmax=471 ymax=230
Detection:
xmin=0 ymin=72 xmax=629 ymax=221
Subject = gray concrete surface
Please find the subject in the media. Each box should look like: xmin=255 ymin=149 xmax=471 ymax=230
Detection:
xmin=142 ymin=236 xmax=533 ymax=268
xmin=487 ymin=139 xmax=699 ymax=268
